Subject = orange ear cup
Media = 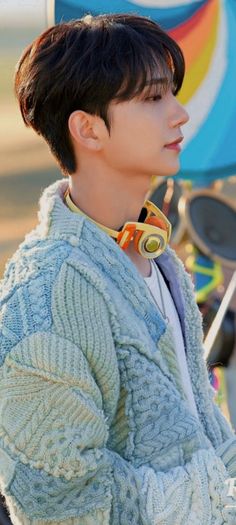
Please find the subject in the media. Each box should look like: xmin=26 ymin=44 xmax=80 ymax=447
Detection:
xmin=133 ymin=215 xmax=168 ymax=253
xmin=145 ymin=216 xmax=168 ymax=231
xmin=133 ymin=230 xmax=143 ymax=252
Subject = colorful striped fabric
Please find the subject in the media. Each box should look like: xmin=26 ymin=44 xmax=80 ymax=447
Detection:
xmin=52 ymin=0 xmax=236 ymax=185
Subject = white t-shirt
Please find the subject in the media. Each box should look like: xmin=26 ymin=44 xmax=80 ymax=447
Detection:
xmin=144 ymin=260 xmax=199 ymax=420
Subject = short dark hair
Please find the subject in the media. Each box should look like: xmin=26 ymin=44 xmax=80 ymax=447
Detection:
xmin=14 ymin=13 xmax=185 ymax=175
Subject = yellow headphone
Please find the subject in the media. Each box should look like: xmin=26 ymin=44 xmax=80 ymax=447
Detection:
xmin=64 ymin=188 xmax=171 ymax=259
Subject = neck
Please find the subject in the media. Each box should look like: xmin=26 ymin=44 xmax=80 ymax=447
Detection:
xmin=124 ymin=243 xmax=152 ymax=277
xmin=68 ymin=168 xmax=152 ymax=277
xmin=68 ymin=163 xmax=151 ymax=231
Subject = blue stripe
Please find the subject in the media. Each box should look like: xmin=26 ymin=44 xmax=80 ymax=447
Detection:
xmin=55 ymin=0 xmax=207 ymax=30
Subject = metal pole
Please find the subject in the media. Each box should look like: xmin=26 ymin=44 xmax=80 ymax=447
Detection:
xmin=204 ymin=271 xmax=236 ymax=360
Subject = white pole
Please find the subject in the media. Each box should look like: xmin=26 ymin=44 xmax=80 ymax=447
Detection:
xmin=47 ymin=0 xmax=55 ymax=27
xmin=204 ymin=271 xmax=236 ymax=360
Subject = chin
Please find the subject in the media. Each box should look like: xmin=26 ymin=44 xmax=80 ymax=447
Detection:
xmin=154 ymin=167 xmax=179 ymax=178
xmin=164 ymin=163 xmax=180 ymax=176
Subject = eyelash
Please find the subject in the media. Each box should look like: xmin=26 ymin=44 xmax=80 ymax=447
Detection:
xmin=146 ymin=95 xmax=162 ymax=102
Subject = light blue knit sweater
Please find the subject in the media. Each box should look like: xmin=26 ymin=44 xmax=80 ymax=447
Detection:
xmin=0 ymin=179 xmax=236 ymax=525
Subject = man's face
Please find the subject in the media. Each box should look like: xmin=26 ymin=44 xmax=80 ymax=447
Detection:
xmin=101 ymin=78 xmax=189 ymax=184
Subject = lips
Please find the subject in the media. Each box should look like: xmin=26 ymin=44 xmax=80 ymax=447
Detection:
xmin=165 ymin=136 xmax=183 ymax=147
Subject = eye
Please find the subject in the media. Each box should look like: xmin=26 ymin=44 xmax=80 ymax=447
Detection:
xmin=146 ymin=95 xmax=162 ymax=102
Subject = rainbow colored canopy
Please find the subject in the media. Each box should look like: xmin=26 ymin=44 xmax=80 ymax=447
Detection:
xmin=51 ymin=0 xmax=236 ymax=185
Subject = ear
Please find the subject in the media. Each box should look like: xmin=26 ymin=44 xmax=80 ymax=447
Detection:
xmin=68 ymin=110 xmax=103 ymax=151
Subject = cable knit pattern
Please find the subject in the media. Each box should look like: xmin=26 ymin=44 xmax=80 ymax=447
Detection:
xmin=157 ymin=323 xmax=186 ymax=399
xmin=0 ymin=179 xmax=236 ymax=524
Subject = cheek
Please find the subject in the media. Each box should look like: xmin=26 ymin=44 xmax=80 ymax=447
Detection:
xmin=108 ymin=106 xmax=164 ymax=155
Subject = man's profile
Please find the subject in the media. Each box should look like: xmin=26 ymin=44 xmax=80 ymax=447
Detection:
xmin=0 ymin=13 xmax=236 ymax=524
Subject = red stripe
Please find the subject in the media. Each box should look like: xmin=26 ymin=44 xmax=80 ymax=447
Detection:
xmin=169 ymin=0 xmax=213 ymax=40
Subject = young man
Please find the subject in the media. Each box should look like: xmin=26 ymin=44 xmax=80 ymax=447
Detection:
xmin=0 ymin=13 xmax=236 ymax=525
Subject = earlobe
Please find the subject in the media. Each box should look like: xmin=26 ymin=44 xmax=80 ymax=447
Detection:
xmin=68 ymin=110 xmax=101 ymax=151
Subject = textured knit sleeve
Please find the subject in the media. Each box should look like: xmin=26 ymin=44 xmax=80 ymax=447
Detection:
xmin=0 ymin=263 xmax=235 ymax=525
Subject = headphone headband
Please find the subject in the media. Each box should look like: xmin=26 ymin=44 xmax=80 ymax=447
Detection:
xmin=64 ymin=188 xmax=171 ymax=258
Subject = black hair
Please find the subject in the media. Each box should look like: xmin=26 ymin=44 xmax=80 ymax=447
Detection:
xmin=14 ymin=13 xmax=185 ymax=175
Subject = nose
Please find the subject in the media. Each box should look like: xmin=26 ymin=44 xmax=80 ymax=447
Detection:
xmin=170 ymin=96 xmax=189 ymax=128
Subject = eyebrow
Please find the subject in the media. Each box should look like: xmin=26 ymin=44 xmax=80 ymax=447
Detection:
xmin=133 ymin=76 xmax=174 ymax=99
xmin=145 ymin=78 xmax=171 ymax=85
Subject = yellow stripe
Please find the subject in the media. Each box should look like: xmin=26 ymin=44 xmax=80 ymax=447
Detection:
xmin=178 ymin=0 xmax=220 ymax=104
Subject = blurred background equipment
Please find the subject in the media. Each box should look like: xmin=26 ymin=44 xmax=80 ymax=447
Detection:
xmin=185 ymin=248 xmax=224 ymax=304
xmin=181 ymin=187 xmax=236 ymax=269
xmin=201 ymin=297 xmax=235 ymax=368
xmin=0 ymin=494 xmax=12 ymax=524
xmin=203 ymin=271 xmax=236 ymax=360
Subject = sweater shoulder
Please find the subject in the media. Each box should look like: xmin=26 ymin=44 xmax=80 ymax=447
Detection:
xmin=0 ymin=237 xmax=72 ymax=364
xmin=0 ymin=236 xmax=72 ymax=301
xmin=0 ymin=237 xmax=117 ymax=369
